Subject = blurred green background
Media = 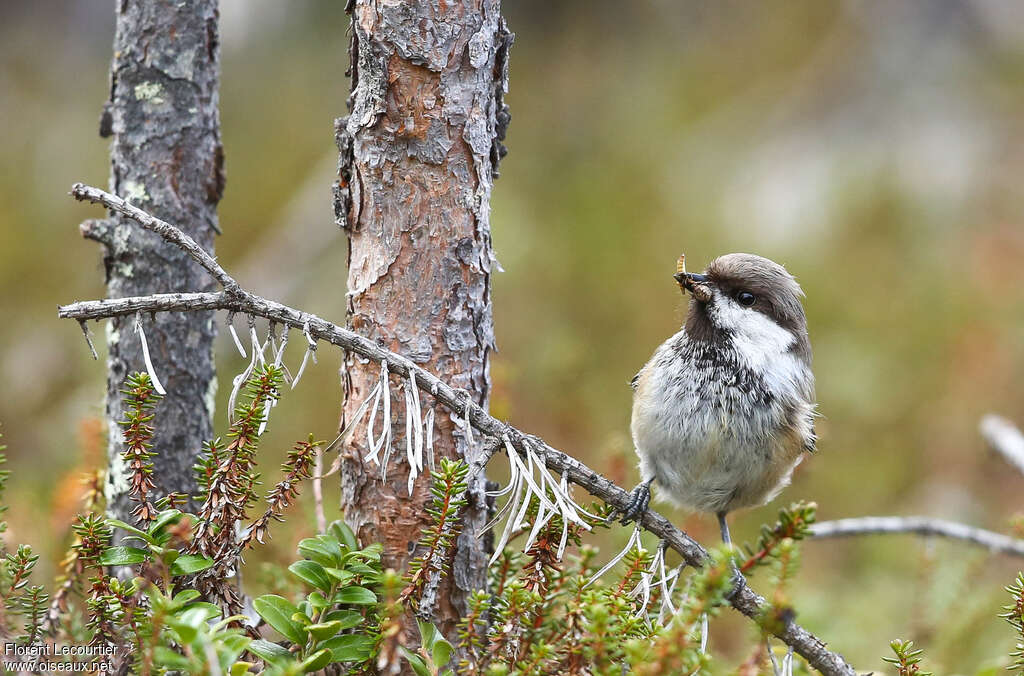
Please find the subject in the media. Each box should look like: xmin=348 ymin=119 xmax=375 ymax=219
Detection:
xmin=3 ymin=0 xmax=1024 ymax=671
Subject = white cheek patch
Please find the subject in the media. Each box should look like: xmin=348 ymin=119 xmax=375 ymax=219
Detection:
xmin=709 ymin=292 xmax=795 ymax=371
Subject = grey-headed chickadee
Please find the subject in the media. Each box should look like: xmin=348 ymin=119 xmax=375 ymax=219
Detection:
xmin=619 ymin=253 xmax=816 ymax=548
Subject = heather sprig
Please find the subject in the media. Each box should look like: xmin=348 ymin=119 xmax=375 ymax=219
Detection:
xmin=239 ymin=433 xmax=322 ymax=551
xmin=401 ymin=458 xmax=470 ymax=611
xmin=72 ymin=513 xmax=113 ymax=570
xmin=883 ymin=639 xmax=932 ymax=676
xmin=190 ymin=364 xmax=282 ymax=610
xmin=12 ymin=585 xmax=48 ymax=644
xmin=741 ymin=501 xmax=817 ymax=574
xmin=4 ymin=544 xmax=39 ymax=597
xmin=1002 ymin=572 xmax=1024 ymax=671
xmin=119 ymin=372 xmax=162 ymax=525
xmin=2 ymin=545 xmax=48 ymax=645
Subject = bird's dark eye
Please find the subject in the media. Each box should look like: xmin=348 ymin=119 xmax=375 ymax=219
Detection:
xmin=736 ymin=291 xmax=756 ymax=307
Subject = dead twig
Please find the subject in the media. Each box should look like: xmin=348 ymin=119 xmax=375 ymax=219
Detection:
xmin=811 ymin=516 xmax=1024 ymax=558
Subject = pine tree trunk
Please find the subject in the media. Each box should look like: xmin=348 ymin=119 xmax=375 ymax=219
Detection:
xmin=335 ymin=0 xmax=512 ymax=639
xmin=85 ymin=1 xmax=224 ymax=522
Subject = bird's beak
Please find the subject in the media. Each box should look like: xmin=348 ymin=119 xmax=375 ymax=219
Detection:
xmin=674 ymin=273 xmax=712 ymax=302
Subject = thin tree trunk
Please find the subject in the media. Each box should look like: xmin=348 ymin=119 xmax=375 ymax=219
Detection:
xmin=85 ymin=1 xmax=224 ymax=522
xmin=335 ymin=0 xmax=512 ymax=639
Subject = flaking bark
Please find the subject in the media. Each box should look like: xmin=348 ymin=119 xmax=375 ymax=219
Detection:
xmin=90 ymin=1 xmax=224 ymax=522
xmin=334 ymin=0 xmax=512 ymax=640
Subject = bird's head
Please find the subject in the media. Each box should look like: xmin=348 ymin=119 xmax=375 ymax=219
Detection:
xmin=677 ymin=253 xmax=810 ymax=362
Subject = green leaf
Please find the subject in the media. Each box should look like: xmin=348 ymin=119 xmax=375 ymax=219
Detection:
xmin=306 ymin=591 xmax=330 ymax=610
xmin=322 ymin=609 xmax=364 ymax=630
xmin=289 ymin=560 xmax=332 ymax=593
xmin=106 ymin=519 xmax=155 ymax=544
xmin=253 ymin=595 xmax=306 ymax=644
xmin=333 ymin=586 xmax=377 ymax=605
xmin=432 ymin=637 xmax=453 ymax=668
xmin=179 ymin=604 xmax=220 ymax=627
xmin=417 ymin=619 xmax=437 ymax=648
xmin=183 ymin=602 xmax=222 ymax=622
xmin=150 ymin=545 xmax=177 ymax=565
xmin=298 ymin=538 xmax=339 ymax=568
xmin=344 ymin=562 xmax=380 ymax=578
xmin=324 ymin=567 xmax=355 ymax=586
xmin=341 ymin=545 xmax=382 ymax=565
xmin=328 ymin=520 xmax=358 ymax=551
xmin=99 ymin=546 xmax=148 ymax=566
xmin=315 ymin=534 xmax=343 ymax=562
xmin=305 ymin=620 xmax=342 ymax=641
xmin=300 ymin=648 xmax=332 ymax=673
xmin=230 ymin=662 xmax=255 ymax=676
xmin=149 ymin=509 xmax=184 ymax=536
xmin=416 ymin=619 xmax=452 ymax=666
xmin=168 ymin=619 xmax=198 ymax=643
xmin=247 ymin=639 xmax=294 ymax=664
xmin=169 ymin=603 xmax=221 ymax=641
xmin=211 ymin=616 xmax=252 ymax=634
xmin=320 ymin=634 xmax=376 ymax=663
xmin=153 ymin=646 xmax=191 ymax=669
xmin=359 ymin=543 xmax=383 ymax=560
xmin=170 ymin=554 xmax=215 ymax=576
xmin=400 ymin=646 xmax=431 ymax=676
xmin=172 ymin=589 xmax=202 ymax=606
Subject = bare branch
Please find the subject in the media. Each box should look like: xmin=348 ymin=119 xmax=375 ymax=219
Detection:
xmin=980 ymin=414 xmax=1024 ymax=477
xmin=60 ymin=183 xmax=857 ymax=676
xmin=70 ymin=183 xmax=242 ymax=296
xmin=811 ymin=516 xmax=1024 ymax=557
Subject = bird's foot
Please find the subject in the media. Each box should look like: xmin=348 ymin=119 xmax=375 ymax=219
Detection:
xmin=618 ymin=479 xmax=653 ymax=524
xmin=724 ymin=563 xmax=747 ymax=601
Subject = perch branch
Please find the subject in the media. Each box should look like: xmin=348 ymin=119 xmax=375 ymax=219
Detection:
xmin=980 ymin=414 xmax=1024 ymax=477
xmin=811 ymin=516 xmax=1024 ymax=557
xmin=61 ymin=183 xmax=856 ymax=676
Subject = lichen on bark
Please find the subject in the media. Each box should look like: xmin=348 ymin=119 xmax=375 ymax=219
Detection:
xmin=93 ymin=0 xmax=224 ymax=522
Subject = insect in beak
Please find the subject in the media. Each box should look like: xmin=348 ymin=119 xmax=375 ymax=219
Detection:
xmin=673 ymin=255 xmax=712 ymax=302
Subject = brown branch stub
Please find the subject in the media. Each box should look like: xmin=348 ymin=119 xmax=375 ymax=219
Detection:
xmin=60 ymin=185 xmax=857 ymax=676
xmin=811 ymin=516 xmax=1024 ymax=558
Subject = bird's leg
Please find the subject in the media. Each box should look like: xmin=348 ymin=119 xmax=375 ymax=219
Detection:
xmin=717 ymin=511 xmax=732 ymax=547
xmin=717 ymin=511 xmax=747 ymax=599
xmin=618 ymin=478 xmax=654 ymax=524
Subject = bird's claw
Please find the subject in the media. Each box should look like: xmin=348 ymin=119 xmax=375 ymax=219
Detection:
xmin=618 ymin=480 xmax=653 ymax=524
xmin=725 ymin=564 xmax=747 ymax=601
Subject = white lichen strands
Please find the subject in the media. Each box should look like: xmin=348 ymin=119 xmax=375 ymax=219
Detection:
xmin=364 ymin=361 xmax=393 ymax=474
xmin=134 ymin=312 xmax=166 ymax=395
xmin=586 ymin=527 xmax=643 ymax=588
xmin=318 ymin=379 xmax=383 ymax=480
xmin=291 ymin=320 xmax=318 ymax=390
xmin=424 ymin=407 xmax=436 ymax=471
xmin=78 ymin=320 xmax=98 ymax=360
xmin=227 ymin=313 xmax=247 ymax=358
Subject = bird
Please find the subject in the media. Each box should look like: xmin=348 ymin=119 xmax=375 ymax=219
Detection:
xmin=618 ymin=253 xmax=816 ymax=553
